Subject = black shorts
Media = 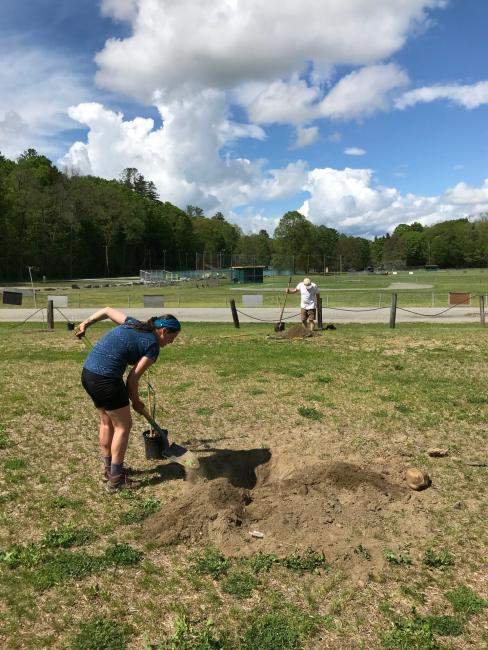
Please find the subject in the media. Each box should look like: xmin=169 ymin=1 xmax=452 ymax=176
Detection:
xmin=81 ymin=368 xmax=129 ymax=411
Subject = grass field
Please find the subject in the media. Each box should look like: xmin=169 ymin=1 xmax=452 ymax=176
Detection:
xmin=0 ymin=322 xmax=487 ymax=648
xmin=3 ymin=268 xmax=488 ymax=310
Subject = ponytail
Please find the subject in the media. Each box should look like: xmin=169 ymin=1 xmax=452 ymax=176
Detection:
xmin=127 ymin=314 xmax=181 ymax=333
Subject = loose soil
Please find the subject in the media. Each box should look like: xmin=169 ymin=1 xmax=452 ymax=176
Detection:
xmin=267 ymin=323 xmax=314 ymax=339
xmin=145 ymin=452 xmax=432 ymax=573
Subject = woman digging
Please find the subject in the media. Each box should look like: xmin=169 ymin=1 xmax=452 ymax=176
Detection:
xmin=75 ymin=307 xmax=181 ymax=492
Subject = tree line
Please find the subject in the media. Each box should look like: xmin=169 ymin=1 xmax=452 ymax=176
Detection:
xmin=0 ymin=149 xmax=487 ymax=281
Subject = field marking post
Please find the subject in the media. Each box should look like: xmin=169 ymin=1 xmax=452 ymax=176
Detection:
xmin=480 ymin=294 xmax=485 ymax=327
xmin=316 ymin=292 xmax=323 ymax=330
xmin=47 ymin=299 xmax=54 ymax=330
xmin=389 ymin=293 xmax=397 ymax=329
xmin=230 ymin=299 xmax=240 ymax=328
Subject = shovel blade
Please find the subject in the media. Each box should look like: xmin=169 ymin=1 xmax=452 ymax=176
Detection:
xmin=274 ymin=322 xmax=285 ymax=332
xmin=163 ymin=442 xmax=200 ymax=469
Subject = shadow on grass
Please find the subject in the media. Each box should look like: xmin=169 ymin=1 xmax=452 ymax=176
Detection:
xmin=132 ymin=448 xmax=272 ymax=489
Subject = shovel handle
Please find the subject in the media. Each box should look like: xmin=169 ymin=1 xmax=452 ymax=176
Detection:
xmin=140 ymin=407 xmax=169 ymax=446
xmin=278 ymin=276 xmax=293 ymax=325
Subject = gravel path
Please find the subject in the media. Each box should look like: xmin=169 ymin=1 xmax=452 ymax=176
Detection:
xmin=0 ymin=306 xmax=481 ymax=324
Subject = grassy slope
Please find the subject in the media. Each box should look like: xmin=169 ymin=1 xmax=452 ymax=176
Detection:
xmin=0 ymin=322 xmax=487 ymax=648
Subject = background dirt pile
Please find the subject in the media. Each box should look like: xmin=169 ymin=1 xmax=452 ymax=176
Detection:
xmin=268 ymin=324 xmax=314 ymax=339
xmin=145 ymin=452 xmax=431 ymax=565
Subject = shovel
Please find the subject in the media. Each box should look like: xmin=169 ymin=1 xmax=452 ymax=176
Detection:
xmin=274 ymin=276 xmax=293 ymax=332
xmin=140 ymin=406 xmax=200 ymax=470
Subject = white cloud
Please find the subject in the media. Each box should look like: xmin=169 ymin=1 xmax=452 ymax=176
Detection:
xmin=235 ymin=77 xmax=320 ymax=126
xmin=443 ymin=179 xmax=488 ymax=205
xmin=344 ymin=147 xmax=366 ymax=156
xmin=258 ymin=161 xmax=308 ymax=200
xmin=396 ymin=81 xmax=488 ymax=110
xmin=292 ymin=126 xmax=319 ymax=149
xmin=328 ymin=131 xmax=342 ymax=143
xmin=0 ymin=43 xmax=90 ymax=158
xmin=319 ymin=64 xmax=409 ymax=120
xmin=61 ymin=98 xmax=299 ymax=214
xmin=299 ymin=167 xmax=488 ymax=237
xmin=95 ymin=0 xmax=443 ymax=101
xmin=236 ymin=64 xmax=409 ymax=128
xmin=101 ymin=0 xmax=138 ymax=22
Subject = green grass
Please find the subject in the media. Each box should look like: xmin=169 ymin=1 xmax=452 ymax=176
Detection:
xmin=0 ymin=321 xmax=487 ymax=648
xmin=423 ymin=548 xmax=454 ymax=568
xmin=71 ymin=618 xmax=132 ymax=650
xmin=383 ymin=549 xmax=412 ymax=566
xmin=4 ymin=268 xmax=488 ymax=309
xmin=119 ymin=497 xmax=161 ymax=524
xmin=445 ymin=586 xmax=487 ymax=617
xmin=297 ymin=406 xmax=323 ymax=420
xmin=221 ymin=570 xmax=259 ymax=599
xmin=188 ymin=547 xmax=230 ymax=580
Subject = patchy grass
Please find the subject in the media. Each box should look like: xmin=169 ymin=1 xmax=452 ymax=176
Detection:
xmin=0 ymin=321 xmax=487 ymax=648
xmin=70 ymin=618 xmax=133 ymax=650
xmin=297 ymin=406 xmax=323 ymax=420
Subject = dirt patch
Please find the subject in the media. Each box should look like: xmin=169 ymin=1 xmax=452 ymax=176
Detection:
xmin=145 ymin=452 xmax=431 ymax=569
xmin=267 ymin=324 xmax=314 ymax=340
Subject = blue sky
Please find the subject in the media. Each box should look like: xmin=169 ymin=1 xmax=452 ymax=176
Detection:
xmin=1 ymin=0 xmax=488 ymax=237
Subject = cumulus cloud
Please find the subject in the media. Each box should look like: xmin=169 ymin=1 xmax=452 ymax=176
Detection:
xmin=95 ymin=0 xmax=443 ymax=101
xmin=61 ymin=98 xmax=298 ymax=213
xmin=0 ymin=43 xmax=90 ymax=158
xmin=292 ymin=126 xmax=319 ymax=149
xmin=396 ymin=81 xmax=488 ymax=109
xmin=299 ymin=167 xmax=488 ymax=237
xmin=319 ymin=64 xmax=409 ymax=120
xmin=101 ymin=0 xmax=138 ymax=22
xmin=235 ymin=77 xmax=320 ymax=126
xmin=344 ymin=147 xmax=366 ymax=156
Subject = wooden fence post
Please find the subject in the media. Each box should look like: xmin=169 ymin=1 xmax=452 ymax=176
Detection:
xmin=480 ymin=294 xmax=485 ymax=327
xmin=47 ymin=299 xmax=54 ymax=330
xmin=389 ymin=293 xmax=397 ymax=329
xmin=316 ymin=292 xmax=323 ymax=330
xmin=230 ymin=299 xmax=240 ymax=328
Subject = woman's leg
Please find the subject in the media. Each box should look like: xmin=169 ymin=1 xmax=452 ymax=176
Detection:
xmin=106 ymin=405 xmax=132 ymax=465
xmin=98 ymin=408 xmax=114 ymax=457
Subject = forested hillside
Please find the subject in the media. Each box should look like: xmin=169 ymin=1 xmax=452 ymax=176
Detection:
xmin=0 ymin=149 xmax=486 ymax=280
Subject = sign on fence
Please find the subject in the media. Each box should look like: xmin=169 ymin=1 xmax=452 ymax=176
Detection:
xmin=48 ymin=295 xmax=68 ymax=308
xmin=448 ymin=292 xmax=470 ymax=307
xmin=242 ymin=294 xmax=263 ymax=307
xmin=2 ymin=291 xmax=23 ymax=305
xmin=143 ymin=295 xmax=165 ymax=308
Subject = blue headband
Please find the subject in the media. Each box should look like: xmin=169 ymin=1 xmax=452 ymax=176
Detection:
xmin=153 ymin=316 xmax=181 ymax=331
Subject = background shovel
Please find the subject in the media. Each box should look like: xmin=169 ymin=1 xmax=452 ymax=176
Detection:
xmin=274 ymin=276 xmax=293 ymax=332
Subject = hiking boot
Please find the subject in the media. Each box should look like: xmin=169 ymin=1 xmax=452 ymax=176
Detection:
xmin=105 ymin=471 xmax=135 ymax=493
xmin=102 ymin=465 xmax=133 ymax=482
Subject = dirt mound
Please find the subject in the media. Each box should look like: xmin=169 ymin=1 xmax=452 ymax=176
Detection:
xmin=268 ymin=324 xmax=314 ymax=339
xmin=144 ymin=452 xmax=430 ymax=566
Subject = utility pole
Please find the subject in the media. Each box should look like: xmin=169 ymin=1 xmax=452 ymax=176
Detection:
xmin=339 ymin=254 xmax=343 ymax=275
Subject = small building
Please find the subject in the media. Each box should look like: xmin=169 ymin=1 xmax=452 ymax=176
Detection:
xmin=231 ymin=266 xmax=265 ymax=283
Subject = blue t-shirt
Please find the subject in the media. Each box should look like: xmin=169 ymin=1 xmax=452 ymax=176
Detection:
xmin=83 ymin=317 xmax=159 ymax=378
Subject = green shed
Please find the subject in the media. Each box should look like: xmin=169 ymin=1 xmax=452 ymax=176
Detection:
xmin=231 ymin=266 xmax=265 ymax=283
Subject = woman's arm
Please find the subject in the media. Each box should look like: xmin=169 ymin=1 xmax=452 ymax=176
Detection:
xmin=75 ymin=307 xmax=126 ymax=338
xmin=126 ymin=356 xmax=155 ymax=413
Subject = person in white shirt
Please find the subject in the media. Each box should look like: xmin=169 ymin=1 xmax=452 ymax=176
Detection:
xmin=286 ymin=277 xmax=318 ymax=330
